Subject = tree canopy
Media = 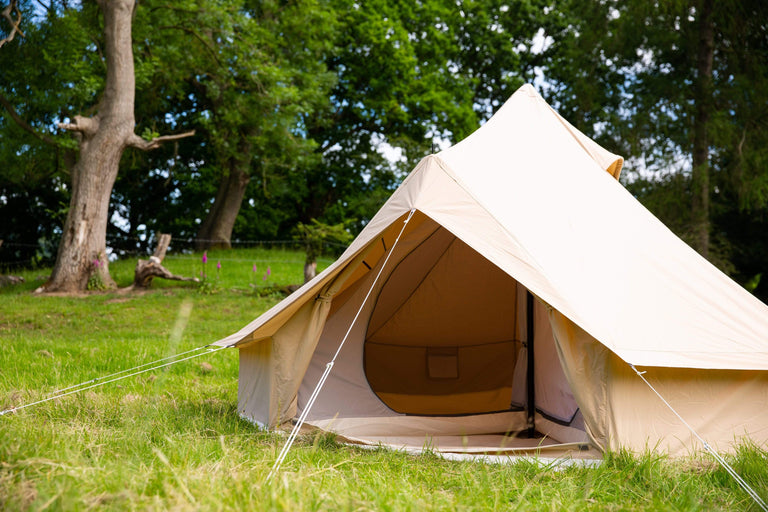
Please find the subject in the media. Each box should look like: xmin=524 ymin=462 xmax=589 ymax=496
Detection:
xmin=0 ymin=0 xmax=766 ymax=301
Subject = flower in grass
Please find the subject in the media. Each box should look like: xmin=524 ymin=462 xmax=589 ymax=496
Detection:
xmin=267 ymin=266 xmax=271 ymax=277
xmin=252 ymin=264 xmax=257 ymax=273
xmin=217 ymin=261 xmax=221 ymax=270
xmin=202 ymin=251 xmax=208 ymax=264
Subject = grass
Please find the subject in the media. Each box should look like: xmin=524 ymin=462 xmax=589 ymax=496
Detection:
xmin=1 ymin=248 xmax=767 ymax=510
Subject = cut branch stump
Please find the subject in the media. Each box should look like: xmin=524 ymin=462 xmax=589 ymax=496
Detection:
xmin=132 ymin=233 xmax=198 ymax=288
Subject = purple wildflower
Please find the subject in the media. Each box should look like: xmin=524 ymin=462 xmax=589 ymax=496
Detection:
xmin=252 ymin=264 xmax=257 ymax=273
xmin=202 ymin=251 xmax=208 ymax=264
xmin=216 ymin=261 xmax=221 ymax=270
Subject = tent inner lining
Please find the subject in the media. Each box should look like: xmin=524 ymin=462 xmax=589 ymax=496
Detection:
xmin=361 ymin=223 xmax=581 ymax=432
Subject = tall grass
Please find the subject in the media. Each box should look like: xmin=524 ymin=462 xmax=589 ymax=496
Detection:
xmin=0 ymin=248 xmax=766 ymax=510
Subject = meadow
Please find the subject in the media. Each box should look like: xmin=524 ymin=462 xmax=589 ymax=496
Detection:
xmin=1 ymin=248 xmax=766 ymax=511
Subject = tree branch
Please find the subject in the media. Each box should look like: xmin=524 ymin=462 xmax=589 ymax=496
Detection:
xmin=158 ymin=25 xmax=223 ymax=68
xmin=58 ymin=114 xmax=99 ymax=136
xmin=0 ymin=90 xmax=61 ymax=146
xmin=126 ymin=129 xmax=195 ymax=151
xmin=33 ymin=0 xmax=51 ymax=14
xmin=149 ymin=4 xmax=205 ymax=16
xmin=0 ymin=0 xmax=25 ymax=49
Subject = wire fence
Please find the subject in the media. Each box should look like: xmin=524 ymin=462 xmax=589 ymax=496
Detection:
xmin=0 ymin=235 xmax=348 ymax=271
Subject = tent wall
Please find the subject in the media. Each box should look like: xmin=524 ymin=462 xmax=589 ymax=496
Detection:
xmin=238 ymin=295 xmax=332 ymax=427
xmin=604 ymin=364 xmax=768 ymax=456
xmin=549 ymin=308 xmax=768 ymax=455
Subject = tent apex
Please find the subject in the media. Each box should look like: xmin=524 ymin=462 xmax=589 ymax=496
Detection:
xmin=518 ymin=83 xmax=539 ymax=97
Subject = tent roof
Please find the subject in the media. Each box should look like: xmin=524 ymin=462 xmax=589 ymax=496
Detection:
xmin=214 ymin=84 xmax=768 ymax=371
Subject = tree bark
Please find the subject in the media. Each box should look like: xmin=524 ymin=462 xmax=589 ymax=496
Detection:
xmin=303 ymin=260 xmax=317 ymax=283
xmin=691 ymin=0 xmax=714 ymax=258
xmin=195 ymin=150 xmax=251 ymax=250
xmin=0 ymin=0 xmax=24 ymax=49
xmin=40 ymin=0 xmax=193 ymax=293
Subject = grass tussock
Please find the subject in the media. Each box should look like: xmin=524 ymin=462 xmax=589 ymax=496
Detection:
xmin=1 ymin=248 xmax=766 ymax=510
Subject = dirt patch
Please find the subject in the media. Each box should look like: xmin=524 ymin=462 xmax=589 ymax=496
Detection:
xmin=681 ymin=457 xmax=718 ymax=474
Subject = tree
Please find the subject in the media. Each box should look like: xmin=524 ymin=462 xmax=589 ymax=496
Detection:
xmin=293 ymin=219 xmax=352 ymax=283
xmin=45 ymin=0 xmax=193 ymax=292
xmin=299 ymin=0 xmax=476 ymax=229
xmin=293 ymin=0 xmax=571 ymax=235
xmin=280 ymin=0 xmax=550 ymax=237
xmin=1 ymin=0 xmax=193 ymax=291
xmin=0 ymin=1 xmax=94 ymax=270
xmin=168 ymin=0 xmax=337 ymax=250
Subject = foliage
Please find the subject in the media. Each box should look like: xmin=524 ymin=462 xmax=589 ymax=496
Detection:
xmin=124 ymin=0 xmax=338 ymax=248
xmin=1 ymin=0 xmax=768 ymax=301
xmin=0 ymin=0 xmax=101 ymax=269
xmin=291 ymin=0 xmax=555 ymax=234
xmin=293 ymin=219 xmax=353 ymax=266
xmin=0 ymin=249 xmax=766 ymax=510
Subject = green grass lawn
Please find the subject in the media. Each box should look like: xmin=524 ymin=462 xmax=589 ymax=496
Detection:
xmin=1 ymin=248 xmax=766 ymax=510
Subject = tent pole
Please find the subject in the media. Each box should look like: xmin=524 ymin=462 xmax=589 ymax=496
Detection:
xmin=525 ymin=290 xmax=536 ymax=438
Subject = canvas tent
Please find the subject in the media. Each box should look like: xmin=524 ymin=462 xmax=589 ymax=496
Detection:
xmin=214 ymin=84 xmax=768 ymax=457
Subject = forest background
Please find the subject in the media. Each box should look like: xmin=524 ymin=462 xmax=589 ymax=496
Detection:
xmin=1 ymin=0 xmax=767 ymax=301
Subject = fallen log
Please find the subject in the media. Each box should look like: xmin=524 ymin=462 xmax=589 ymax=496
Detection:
xmin=132 ymin=233 xmax=198 ymax=288
xmin=0 ymin=240 xmax=25 ymax=286
xmin=0 ymin=275 xmax=24 ymax=287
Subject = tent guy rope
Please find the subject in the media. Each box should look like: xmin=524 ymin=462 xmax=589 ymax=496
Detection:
xmin=266 ymin=209 xmax=417 ymax=483
xmin=44 ymin=345 xmax=211 ymax=397
xmin=630 ymin=364 xmax=768 ymax=511
xmin=0 ymin=345 xmax=228 ymax=417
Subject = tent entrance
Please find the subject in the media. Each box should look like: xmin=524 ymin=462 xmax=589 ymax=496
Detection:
xmin=298 ymin=222 xmax=589 ymax=450
xmin=360 ymin=226 xmax=586 ymax=444
xmin=364 ymin=226 xmax=522 ymax=416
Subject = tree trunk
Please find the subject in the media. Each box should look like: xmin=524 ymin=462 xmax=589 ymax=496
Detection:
xmin=44 ymin=0 xmax=137 ymax=292
xmin=691 ymin=0 xmax=714 ymax=258
xmin=303 ymin=260 xmax=317 ymax=283
xmin=195 ymin=152 xmax=251 ymax=250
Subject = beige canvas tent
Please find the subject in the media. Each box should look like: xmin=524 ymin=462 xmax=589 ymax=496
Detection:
xmin=214 ymin=84 xmax=768 ymax=457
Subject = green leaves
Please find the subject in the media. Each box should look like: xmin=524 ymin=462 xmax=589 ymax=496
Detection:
xmin=293 ymin=218 xmax=353 ymax=264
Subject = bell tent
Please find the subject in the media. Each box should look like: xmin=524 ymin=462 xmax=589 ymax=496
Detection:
xmin=213 ymin=84 xmax=768 ymax=457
